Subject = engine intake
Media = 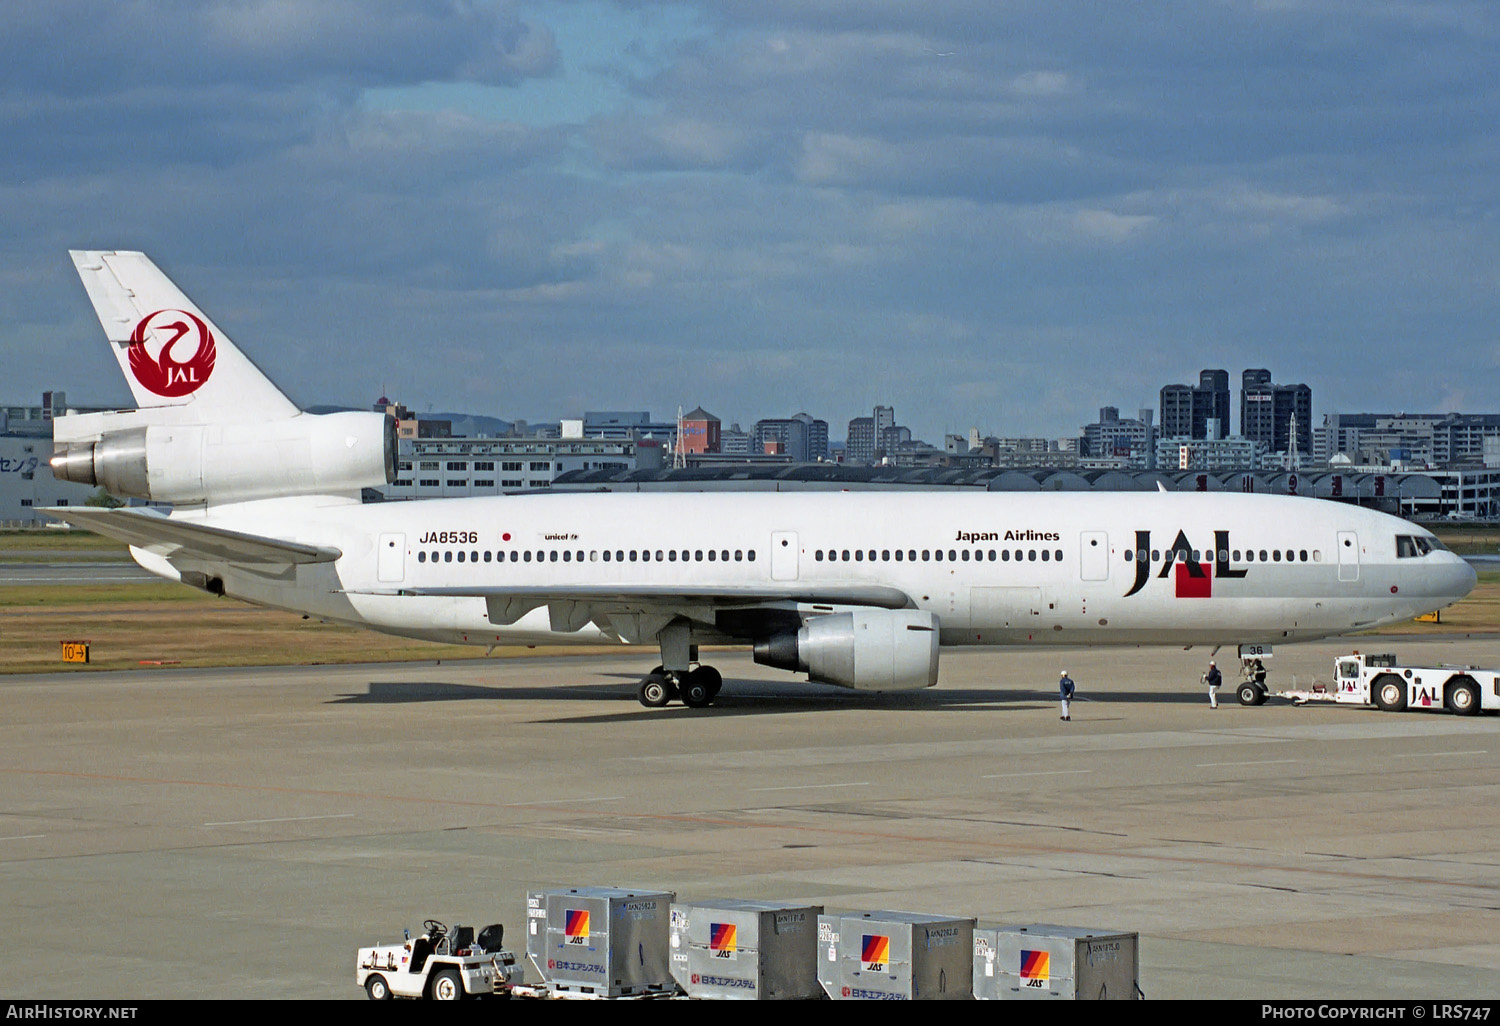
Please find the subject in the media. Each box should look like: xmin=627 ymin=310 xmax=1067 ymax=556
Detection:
xmin=51 ymin=411 xmax=395 ymax=505
xmin=753 ymin=608 xmax=940 ymax=691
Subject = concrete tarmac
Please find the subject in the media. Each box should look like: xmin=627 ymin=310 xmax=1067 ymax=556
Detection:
xmin=2 ymin=637 xmax=1498 ymax=1000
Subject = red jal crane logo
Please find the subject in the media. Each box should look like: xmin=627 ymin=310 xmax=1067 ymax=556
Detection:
xmin=128 ymin=309 xmax=216 ymax=397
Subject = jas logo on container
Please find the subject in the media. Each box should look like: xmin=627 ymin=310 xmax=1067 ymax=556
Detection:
xmin=129 ymin=309 xmax=216 ymax=397
xmin=710 ymin=923 xmax=737 ymax=959
xmin=564 ymin=909 xmax=589 ymax=945
xmin=1021 ymin=949 xmax=1050 ymax=987
xmin=861 ymin=934 xmax=890 ymax=972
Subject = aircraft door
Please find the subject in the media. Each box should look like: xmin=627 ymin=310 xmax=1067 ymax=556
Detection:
xmin=378 ymin=532 xmax=405 ymax=583
xmin=771 ymin=531 xmax=799 ymax=581
xmin=1337 ymin=530 xmax=1359 ymax=582
xmin=1080 ymin=531 xmax=1109 ymax=581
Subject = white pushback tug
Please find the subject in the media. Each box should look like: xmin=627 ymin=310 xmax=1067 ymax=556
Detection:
xmin=1275 ymin=652 xmax=1500 ymax=715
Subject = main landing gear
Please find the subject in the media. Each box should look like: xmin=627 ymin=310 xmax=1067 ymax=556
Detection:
xmin=637 ymin=664 xmax=724 ymax=709
xmin=637 ymin=623 xmax=723 ymax=709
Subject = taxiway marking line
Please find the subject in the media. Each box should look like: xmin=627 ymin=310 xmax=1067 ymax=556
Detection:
xmin=982 ymin=770 xmax=1091 ymax=779
xmin=1195 ymin=759 xmax=1301 ymax=768
xmin=749 ymin=782 xmax=869 ymax=793
xmin=204 ymin=814 xmax=357 ymax=827
xmin=1394 ymin=750 xmax=1487 ymax=758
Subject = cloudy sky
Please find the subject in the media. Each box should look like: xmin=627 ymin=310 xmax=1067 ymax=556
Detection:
xmin=4 ymin=1 xmax=1498 ymax=441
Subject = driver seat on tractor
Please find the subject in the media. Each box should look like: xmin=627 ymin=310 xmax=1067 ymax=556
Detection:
xmin=409 ymin=936 xmax=433 ymax=974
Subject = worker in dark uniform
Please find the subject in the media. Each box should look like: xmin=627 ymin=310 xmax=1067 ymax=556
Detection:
xmin=1059 ymin=670 xmax=1075 ymax=721
xmin=1205 ymin=660 xmax=1223 ymax=709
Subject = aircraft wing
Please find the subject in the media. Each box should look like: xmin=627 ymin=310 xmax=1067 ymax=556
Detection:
xmin=42 ymin=507 xmax=342 ymax=566
xmin=399 ymin=584 xmax=911 ymax=608
xmin=365 ymin=584 xmax=914 ymax=639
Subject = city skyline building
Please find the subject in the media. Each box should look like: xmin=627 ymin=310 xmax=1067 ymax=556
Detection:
xmin=1241 ymin=369 xmax=1313 ymax=455
xmin=678 ymin=406 xmax=720 ymax=456
xmin=1160 ymin=369 xmax=1230 ymax=441
xmin=753 ymin=412 xmax=829 ymax=463
xmin=1082 ymin=406 xmax=1158 ymax=469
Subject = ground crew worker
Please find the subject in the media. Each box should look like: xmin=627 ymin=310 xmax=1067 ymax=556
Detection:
xmin=1059 ymin=670 xmax=1075 ymax=721
xmin=1205 ymin=660 xmax=1223 ymax=709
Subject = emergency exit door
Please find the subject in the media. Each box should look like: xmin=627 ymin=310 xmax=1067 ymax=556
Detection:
xmin=770 ymin=531 xmax=799 ymax=581
xmin=1337 ymin=530 xmax=1359 ymax=582
xmin=377 ymin=532 xmax=405 ymax=583
xmin=1080 ymin=531 xmax=1109 ymax=581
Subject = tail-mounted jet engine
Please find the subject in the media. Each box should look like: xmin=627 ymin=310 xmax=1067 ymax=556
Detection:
xmin=50 ymin=411 xmax=395 ymax=505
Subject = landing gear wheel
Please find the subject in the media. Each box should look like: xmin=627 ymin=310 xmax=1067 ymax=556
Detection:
xmin=638 ymin=673 xmax=672 ymax=708
xmin=1373 ymin=673 xmax=1407 ymax=712
xmin=681 ymin=666 xmax=720 ymax=708
xmin=365 ymin=974 xmax=391 ymax=1001
xmin=1237 ymin=682 xmax=1261 ymax=707
xmin=700 ymin=665 xmax=723 ymax=700
xmin=1448 ymin=678 xmax=1481 ymax=715
xmin=431 ymin=969 xmax=464 ymax=1001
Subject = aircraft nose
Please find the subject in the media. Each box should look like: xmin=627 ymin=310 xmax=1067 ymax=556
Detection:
xmin=1451 ymin=556 xmax=1479 ymax=601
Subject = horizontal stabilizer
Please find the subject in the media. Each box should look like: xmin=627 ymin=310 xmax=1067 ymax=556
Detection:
xmin=42 ymin=507 xmax=340 ymax=565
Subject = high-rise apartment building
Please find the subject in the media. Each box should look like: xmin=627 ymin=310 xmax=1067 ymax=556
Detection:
xmin=1240 ymin=370 xmax=1312 ymax=455
xmin=845 ymin=416 xmax=875 ymax=464
xmin=1160 ymin=369 xmax=1230 ymax=440
xmin=753 ymin=413 xmax=829 ymax=462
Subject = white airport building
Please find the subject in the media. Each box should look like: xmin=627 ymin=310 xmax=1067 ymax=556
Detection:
xmin=381 ymin=433 xmax=652 ymax=500
xmin=1 ymin=394 xmax=108 ymax=524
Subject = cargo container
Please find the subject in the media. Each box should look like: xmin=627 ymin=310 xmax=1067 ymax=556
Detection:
xmin=525 ymin=887 xmax=676 ymax=997
xmin=973 ymin=923 xmax=1139 ymax=1000
xmin=817 ymin=909 xmax=973 ymax=1000
xmin=669 ymin=899 xmax=823 ymax=1000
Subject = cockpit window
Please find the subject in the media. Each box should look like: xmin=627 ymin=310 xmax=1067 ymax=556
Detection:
xmin=1395 ymin=535 xmax=1444 ymax=558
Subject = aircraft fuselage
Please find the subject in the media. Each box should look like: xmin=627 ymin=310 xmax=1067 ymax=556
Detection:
xmin=154 ymin=490 xmax=1476 ymax=650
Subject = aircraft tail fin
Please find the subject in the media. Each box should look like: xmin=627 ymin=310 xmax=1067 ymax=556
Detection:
xmin=70 ymin=250 xmax=299 ymax=420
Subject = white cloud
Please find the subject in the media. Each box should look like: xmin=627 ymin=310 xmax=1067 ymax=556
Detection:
xmin=1072 ymin=208 xmax=1157 ymax=243
xmin=1010 ymin=70 xmax=1076 ymax=97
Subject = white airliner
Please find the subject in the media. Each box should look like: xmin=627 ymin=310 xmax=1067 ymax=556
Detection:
xmin=46 ymin=251 xmax=1476 ymax=707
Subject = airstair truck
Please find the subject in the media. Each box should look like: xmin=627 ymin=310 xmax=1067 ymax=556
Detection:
xmin=1279 ymin=653 xmax=1500 ymax=715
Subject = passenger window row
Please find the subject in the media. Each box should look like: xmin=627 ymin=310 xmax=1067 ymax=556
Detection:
xmin=1124 ymin=548 xmax=1320 ymax=564
xmin=814 ymin=548 xmax=1063 ymax=563
xmin=417 ymin=548 xmax=758 ymax=565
